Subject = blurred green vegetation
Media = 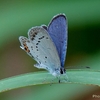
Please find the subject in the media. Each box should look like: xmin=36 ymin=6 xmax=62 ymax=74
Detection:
xmin=0 ymin=0 xmax=100 ymax=100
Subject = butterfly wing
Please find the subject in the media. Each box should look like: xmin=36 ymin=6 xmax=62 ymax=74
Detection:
xmin=19 ymin=26 xmax=61 ymax=75
xmin=47 ymin=14 xmax=68 ymax=67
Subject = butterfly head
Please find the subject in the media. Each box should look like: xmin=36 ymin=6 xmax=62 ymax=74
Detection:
xmin=51 ymin=67 xmax=66 ymax=77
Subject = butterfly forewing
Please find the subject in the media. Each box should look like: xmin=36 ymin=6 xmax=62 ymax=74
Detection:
xmin=47 ymin=14 xmax=68 ymax=67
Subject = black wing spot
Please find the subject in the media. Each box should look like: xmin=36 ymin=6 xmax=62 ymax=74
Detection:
xmin=31 ymin=34 xmax=35 ymax=40
xmin=34 ymin=32 xmax=37 ymax=35
xmin=39 ymin=36 xmax=45 ymax=40
xmin=31 ymin=46 xmax=33 ymax=48
xmin=36 ymin=46 xmax=38 ymax=48
xmin=33 ymin=34 xmax=35 ymax=37
xmin=36 ymin=43 xmax=38 ymax=45
xmin=31 ymin=46 xmax=33 ymax=50
xmin=45 ymin=56 xmax=47 ymax=59
xmin=46 ymin=37 xmax=48 ymax=39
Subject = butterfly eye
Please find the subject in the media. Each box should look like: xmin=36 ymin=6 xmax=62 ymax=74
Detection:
xmin=45 ymin=56 xmax=47 ymax=59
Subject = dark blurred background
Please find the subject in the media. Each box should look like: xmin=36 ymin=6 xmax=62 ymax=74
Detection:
xmin=0 ymin=0 xmax=100 ymax=100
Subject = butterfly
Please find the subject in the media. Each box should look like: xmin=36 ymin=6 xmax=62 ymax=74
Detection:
xmin=19 ymin=13 xmax=68 ymax=83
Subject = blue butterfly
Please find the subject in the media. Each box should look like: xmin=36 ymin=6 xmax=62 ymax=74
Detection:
xmin=19 ymin=13 xmax=68 ymax=82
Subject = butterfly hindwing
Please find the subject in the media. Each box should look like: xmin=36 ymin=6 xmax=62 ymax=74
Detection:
xmin=19 ymin=26 xmax=61 ymax=73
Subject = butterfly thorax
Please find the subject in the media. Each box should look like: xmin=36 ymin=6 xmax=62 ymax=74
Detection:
xmin=50 ymin=67 xmax=66 ymax=77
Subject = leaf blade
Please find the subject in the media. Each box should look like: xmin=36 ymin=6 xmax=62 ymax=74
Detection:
xmin=0 ymin=69 xmax=100 ymax=93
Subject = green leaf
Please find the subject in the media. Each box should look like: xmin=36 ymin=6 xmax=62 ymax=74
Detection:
xmin=0 ymin=69 xmax=100 ymax=93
